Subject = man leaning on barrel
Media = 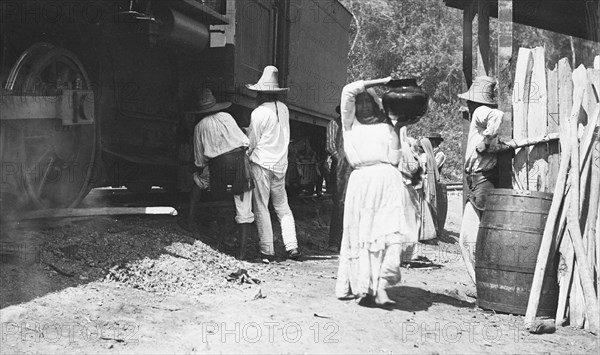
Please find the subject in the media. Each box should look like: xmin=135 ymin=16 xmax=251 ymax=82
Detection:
xmin=457 ymin=76 xmax=504 ymax=285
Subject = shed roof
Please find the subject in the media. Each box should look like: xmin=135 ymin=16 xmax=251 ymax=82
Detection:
xmin=444 ymin=0 xmax=599 ymax=42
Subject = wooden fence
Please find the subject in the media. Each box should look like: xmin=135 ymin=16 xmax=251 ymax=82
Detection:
xmin=517 ymin=47 xmax=599 ymax=332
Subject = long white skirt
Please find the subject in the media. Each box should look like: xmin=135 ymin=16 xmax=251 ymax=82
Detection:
xmin=335 ymin=163 xmax=416 ymax=298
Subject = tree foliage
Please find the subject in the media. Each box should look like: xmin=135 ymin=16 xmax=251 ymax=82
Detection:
xmin=341 ymin=0 xmax=465 ymax=181
xmin=340 ymin=0 xmax=599 ymax=182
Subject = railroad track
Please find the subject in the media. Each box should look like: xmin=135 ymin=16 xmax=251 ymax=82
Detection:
xmin=445 ymin=182 xmax=463 ymax=191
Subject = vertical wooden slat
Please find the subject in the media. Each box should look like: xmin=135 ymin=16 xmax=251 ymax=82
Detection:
xmin=556 ymin=59 xmax=575 ymax=325
xmin=463 ymin=6 xmax=475 ymax=87
xmin=558 ymin=59 xmax=573 ymax=143
xmin=528 ymin=47 xmax=549 ymax=191
xmin=529 ymin=47 xmax=548 ymax=137
xmin=513 ymin=48 xmax=533 ymax=189
xmin=547 ymin=67 xmax=560 ymax=192
xmin=586 ymin=68 xmax=600 ymax=118
xmin=547 ymin=66 xmax=560 ymax=133
xmin=477 ymin=0 xmax=490 ymax=76
xmin=462 ymin=4 xmax=475 ymax=208
xmin=496 ymin=0 xmax=513 ymax=188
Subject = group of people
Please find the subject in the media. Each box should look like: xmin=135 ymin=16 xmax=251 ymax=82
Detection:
xmin=186 ymin=65 xmax=503 ymax=305
xmin=328 ymin=75 xmax=503 ymax=306
xmin=326 ymin=104 xmax=447 ymax=254
xmin=187 ymin=66 xmax=301 ymax=263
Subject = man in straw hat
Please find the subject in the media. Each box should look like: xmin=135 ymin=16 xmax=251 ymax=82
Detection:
xmin=246 ymin=65 xmax=301 ymax=262
xmin=189 ymin=88 xmax=255 ymax=259
xmin=457 ymin=75 xmax=504 ymax=285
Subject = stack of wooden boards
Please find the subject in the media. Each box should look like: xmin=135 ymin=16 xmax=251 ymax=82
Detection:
xmin=518 ymin=47 xmax=599 ymax=334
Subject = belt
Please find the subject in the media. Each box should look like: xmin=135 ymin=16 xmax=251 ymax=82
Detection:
xmin=465 ymin=169 xmax=497 ymax=188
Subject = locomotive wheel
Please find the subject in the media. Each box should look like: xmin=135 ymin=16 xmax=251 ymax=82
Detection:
xmin=5 ymin=43 xmax=97 ymax=210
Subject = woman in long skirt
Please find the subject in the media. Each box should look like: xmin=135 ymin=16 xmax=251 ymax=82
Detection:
xmin=335 ymin=78 xmax=418 ymax=306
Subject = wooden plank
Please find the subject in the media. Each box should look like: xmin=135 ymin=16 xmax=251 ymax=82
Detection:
xmin=587 ymin=68 xmax=600 ymax=118
xmin=462 ymin=5 xmax=475 ymax=208
xmin=558 ymin=59 xmax=573 ymax=143
xmin=570 ymin=264 xmax=586 ymax=328
xmin=528 ymin=145 xmax=549 ymax=191
xmin=595 ymin=55 xmax=600 ymax=69
xmin=569 ymin=67 xmax=597 ymax=331
xmin=556 ymin=228 xmax=575 ymax=325
xmin=527 ymin=47 xmax=549 ymax=191
xmin=513 ymin=48 xmax=533 ymax=189
xmin=547 ymin=67 xmax=560 ymax=192
xmin=547 ymin=67 xmax=560 ymax=133
xmin=513 ymin=48 xmax=533 ymax=140
xmin=18 ymin=207 xmax=179 ymax=220
xmin=496 ymin=0 xmax=513 ymax=188
xmin=529 ymin=47 xmax=548 ymax=138
xmin=463 ymin=5 xmax=475 ymax=87
xmin=477 ymin=0 xmax=491 ymax=76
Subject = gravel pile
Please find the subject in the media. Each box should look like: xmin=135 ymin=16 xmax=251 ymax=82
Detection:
xmin=3 ymin=216 xmax=264 ymax=296
xmin=1 ymin=197 xmax=333 ymax=302
xmin=105 ymin=240 xmax=250 ymax=295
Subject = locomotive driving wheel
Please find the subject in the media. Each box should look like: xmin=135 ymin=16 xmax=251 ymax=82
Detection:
xmin=4 ymin=43 xmax=97 ymax=210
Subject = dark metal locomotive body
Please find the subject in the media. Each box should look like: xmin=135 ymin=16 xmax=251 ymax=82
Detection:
xmin=0 ymin=0 xmax=352 ymax=212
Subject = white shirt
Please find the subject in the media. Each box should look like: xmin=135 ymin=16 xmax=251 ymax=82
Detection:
xmin=194 ymin=112 xmax=249 ymax=168
xmin=464 ymin=105 xmax=503 ymax=174
xmin=247 ymin=101 xmax=290 ymax=174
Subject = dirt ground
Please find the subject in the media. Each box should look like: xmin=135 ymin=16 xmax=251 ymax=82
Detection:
xmin=1 ymin=190 xmax=598 ymax=354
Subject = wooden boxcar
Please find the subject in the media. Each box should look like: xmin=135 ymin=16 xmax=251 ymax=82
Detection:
xmin=0 ymin=0 xmax=352 ymax=212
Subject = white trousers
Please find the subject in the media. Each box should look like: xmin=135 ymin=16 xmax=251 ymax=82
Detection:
xmin=251 ymin=164 xmax=298 ymax=255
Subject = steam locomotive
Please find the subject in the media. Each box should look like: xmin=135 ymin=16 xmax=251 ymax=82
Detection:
xmin=0 ymin=0 xmax=352 ymax=212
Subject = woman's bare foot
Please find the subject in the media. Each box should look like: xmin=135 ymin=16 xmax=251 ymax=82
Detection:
xmin=374 ymin=290 xmax=396 ymax=306
xmin=374 ymin=280 xmax=396 ymax=307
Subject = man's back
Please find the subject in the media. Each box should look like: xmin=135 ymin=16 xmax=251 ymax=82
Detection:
xmin=194 ymin=112 xmax=248 ymax=168
xmin=247 ymin=101 xmax=290 ymax=173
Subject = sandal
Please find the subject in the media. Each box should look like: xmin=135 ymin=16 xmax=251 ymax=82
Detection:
xmin=286 ymin=248 xmax=302 ymax=260
xmin=260 ymin=253 xmax=275 ymax=264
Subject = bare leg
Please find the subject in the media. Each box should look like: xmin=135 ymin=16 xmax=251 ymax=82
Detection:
xmin=374 ymin=243 xmax=402 ymax=306
xmin=459 ymin=201 xmax=480 ymax=284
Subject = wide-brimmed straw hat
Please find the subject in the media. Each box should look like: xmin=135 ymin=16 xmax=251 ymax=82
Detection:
xmin=458 ymin=76 xmax=497 ymax=105
xmin=246 ymin=66 xmax=289 ymax=92
xmin=425 ymin=133 xmax=444 ymax=142
xmin=186 ymin=88 xmax=231 ymax=114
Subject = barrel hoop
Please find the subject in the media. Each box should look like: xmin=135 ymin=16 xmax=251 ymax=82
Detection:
xmin=476 ymin=263 xmax=555 ymax=274
xmin=477 ymin=281 xmax=529 ymax=293
xmin=488 ymin=189 xmax=554 ymax=200
xmin=476 ymin=300 xmax=555 ymax=316
xmin=479 ymin=224 xmax=545 ymax=234
xmin=483 ymin=206 xmax=551 ymax=214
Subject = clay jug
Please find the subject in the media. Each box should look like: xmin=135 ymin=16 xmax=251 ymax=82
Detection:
xmin=382 ymin=79 xmax=429 ymax=125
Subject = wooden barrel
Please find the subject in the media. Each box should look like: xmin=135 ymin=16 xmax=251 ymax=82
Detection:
xmin=475 ymin=189 xmax=558 ymax=316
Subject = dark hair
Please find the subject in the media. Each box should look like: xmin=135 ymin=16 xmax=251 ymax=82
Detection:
xmin=257 ymin=92 xmax=284 ymax=106
xmin=355 ymin=91 xmax=389 ymax=125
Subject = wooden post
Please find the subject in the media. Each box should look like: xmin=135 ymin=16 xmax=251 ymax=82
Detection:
xmin=496 ymin=0 xmax=513 ymax=188
xmin=477 ymin=0 xmax=490 ymax=76
xmin=462 ymin=4 xmax=475 ymax=207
